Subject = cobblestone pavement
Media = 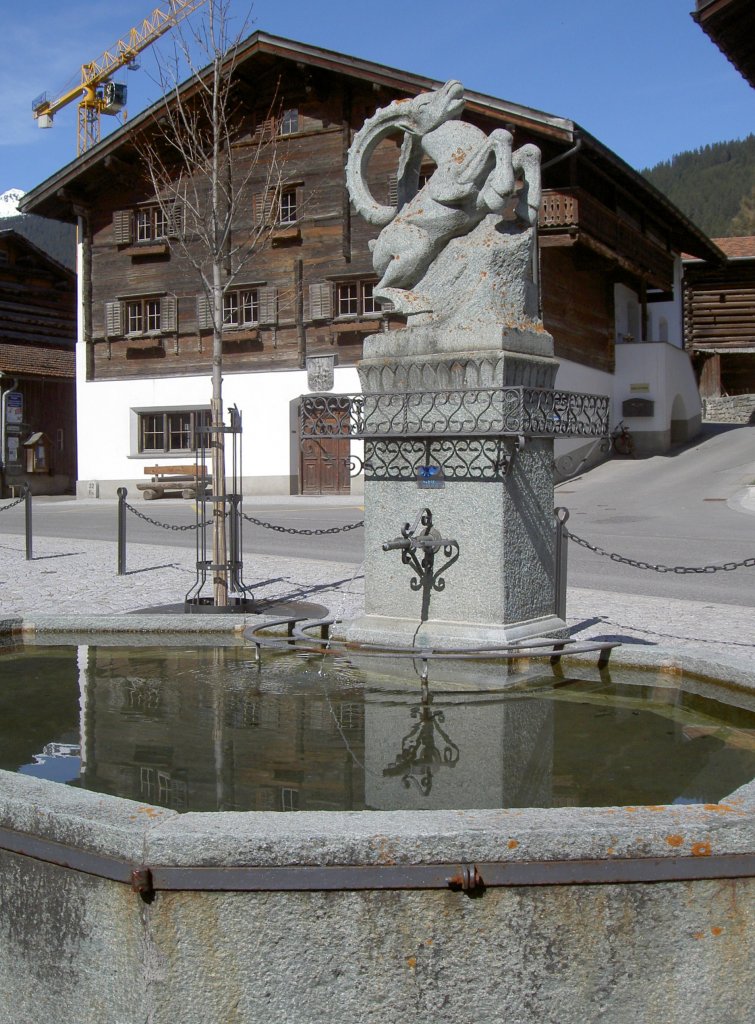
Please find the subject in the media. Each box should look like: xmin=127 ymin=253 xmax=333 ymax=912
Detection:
xmin=0 ymin=527 xmax=752 ymax=678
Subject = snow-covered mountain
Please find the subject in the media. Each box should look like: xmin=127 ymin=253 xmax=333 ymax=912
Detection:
xmin=0 ymin=188 xmax=25 ymax=219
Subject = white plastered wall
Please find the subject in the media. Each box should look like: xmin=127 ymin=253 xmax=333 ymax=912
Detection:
xmin=75 ymin=330 xmax=361 ymax=496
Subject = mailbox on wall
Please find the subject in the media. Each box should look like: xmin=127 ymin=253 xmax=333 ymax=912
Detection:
xmin=622 ymin=398 xmax=655 ymax=418
xmin=24 ymin=432 xmax=52 ymax=473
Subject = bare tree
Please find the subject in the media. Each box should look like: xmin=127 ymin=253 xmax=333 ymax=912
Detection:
xmin=140 ymin=0 xmax=283 ymax=605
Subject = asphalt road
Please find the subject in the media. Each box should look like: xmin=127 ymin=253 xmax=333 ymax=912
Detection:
xmin=2 ymin=423 xmax=753 ymax=606
xmin=555 ymin=423 xmax=755 ymax=607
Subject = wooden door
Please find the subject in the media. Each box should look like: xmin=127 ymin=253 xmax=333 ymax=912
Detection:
xmin=299 ymin=398 xmax=351 ymax=495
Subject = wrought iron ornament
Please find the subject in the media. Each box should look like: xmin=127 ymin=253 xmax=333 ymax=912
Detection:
xmin=300 ymin=387 xmax=609 ymax=441
xmin=383 ymin=508 xmax=460 ymax=618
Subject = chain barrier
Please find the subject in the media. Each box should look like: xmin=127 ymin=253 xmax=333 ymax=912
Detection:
xmin=568 ymin=530 xmax=755 ymax=574
xmin=123 ymin=499 xmax=214 ymax=531
xmin=242 ymin=512 xmax=364 ymax=536
xmin=0 ymin=492 xmax=27 ymax=512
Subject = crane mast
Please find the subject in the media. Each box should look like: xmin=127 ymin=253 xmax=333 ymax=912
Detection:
xmin=32 ymin=0 xmax=208 ymax=154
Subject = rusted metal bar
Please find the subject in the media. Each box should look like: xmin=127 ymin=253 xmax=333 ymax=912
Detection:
xmin=0 ymin=824 xmax=752 ymax=891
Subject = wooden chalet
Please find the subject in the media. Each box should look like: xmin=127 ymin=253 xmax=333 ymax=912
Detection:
xmin=0 ymin=230 xmax=76 ymax=494
xmin=684 ymin=236 xmax=755 ymax=421
xmin=19 ymin=33 xmax=722 ymax=496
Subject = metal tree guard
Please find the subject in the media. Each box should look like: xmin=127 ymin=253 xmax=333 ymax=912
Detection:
xmin=185 ymin=405 xmax=254 ymax=611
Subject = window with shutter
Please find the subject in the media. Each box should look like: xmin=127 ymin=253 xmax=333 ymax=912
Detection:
xmin=309 ymin=283 xmax=332 ymax=321
xmin=113 ymin=210 xmax=133 ymax=245
xmin=105 ymin=301 xmax=123 ymax=337
xmin=257 ymin=286 xmax=278 ymax=325
xmin=196 ymin=295 xmax=213 ymax=331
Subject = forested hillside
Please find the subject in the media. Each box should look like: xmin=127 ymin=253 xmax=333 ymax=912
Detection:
xmin=642 ymin=135 xmax=755 ymax=238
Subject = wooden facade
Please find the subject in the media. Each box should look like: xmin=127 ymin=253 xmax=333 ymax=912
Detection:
xmin=0 ymin=230 xmax=76 ymax=493
xmin=684 ymin=236 xmax=755 ymax=402
xmin=20 ymin=33 xmax=722 ymax=492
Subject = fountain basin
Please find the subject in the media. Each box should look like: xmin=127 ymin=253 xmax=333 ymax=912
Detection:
xmin=0 ymin=618 xmax=753 ymax=1024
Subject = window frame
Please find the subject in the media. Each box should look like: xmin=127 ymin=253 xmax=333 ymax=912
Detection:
xmin=279 ymin=187 xmax=298 ymax=225
xmin=222 ymin=286 xmax=260 ymax=329
xmin=334 ymin=279 xmax=380 ymax=320
xmin=279 ymin=108 xmax=299 ymax=136
xmin=135 ymin=408 xmax=211 ymax=456
xmin=125 ymin=296 xmax=162 ymax=337
xmin=135 ymin=204 xmax=170 ymax=242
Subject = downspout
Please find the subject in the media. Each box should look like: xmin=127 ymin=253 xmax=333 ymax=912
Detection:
xmin=0 ymin=375 xmax=19 ymax=496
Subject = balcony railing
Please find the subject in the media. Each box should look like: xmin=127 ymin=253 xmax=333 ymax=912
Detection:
xmin=539 ymin=188 xmax=675 ymax=289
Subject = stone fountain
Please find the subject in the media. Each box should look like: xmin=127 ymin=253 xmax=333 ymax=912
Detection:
xmin=304 ymin=80 xmax=608 ymax=647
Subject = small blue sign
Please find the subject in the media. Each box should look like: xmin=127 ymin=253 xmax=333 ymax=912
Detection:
xmin=417 ymin=465 xmax=445 ymax=489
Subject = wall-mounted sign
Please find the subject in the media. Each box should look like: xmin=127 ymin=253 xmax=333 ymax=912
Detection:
xmin=5 ymin=391 xmax=23 ymax=425
xmin=6 ymin=436 xmax=20 ymax=464
xmin=417 ymin=465 xmax=445 ymax=489
xmin=630 ymin=383 xmax=650 ymax=393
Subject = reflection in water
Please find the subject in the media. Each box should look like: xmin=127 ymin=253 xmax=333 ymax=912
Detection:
xmin=382 ymin=680 xmax=460 ymax=796
xmin=0 ymin=643 xmax=754 ymax=814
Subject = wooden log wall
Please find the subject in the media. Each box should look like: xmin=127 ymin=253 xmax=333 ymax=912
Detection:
xmin=684 ymin=261 xmax=755 ymax=352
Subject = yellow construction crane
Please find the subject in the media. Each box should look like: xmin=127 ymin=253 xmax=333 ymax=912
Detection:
xmin=32 ymin=0 xmax=208 ymax=155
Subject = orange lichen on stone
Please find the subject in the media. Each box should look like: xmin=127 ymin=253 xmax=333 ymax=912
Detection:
xmin=704 ymin=803 xmax=735 ymax=813
xmin=666 ymin=835 xmax=684 ymax=848
xmin=507 ymin=839 xmax=519 ymax=849
xmin=692 ymin=840 xmax=712 ymax=857
xmin=711 ymin=927 xmax=723 ymax=937
xmin=406 ymin=957 xmax=417 ymax=970
xmin=692 ymin=931 xmax=705 ymax=941
xmin=645 ymin=805 xmax=666 ymax=812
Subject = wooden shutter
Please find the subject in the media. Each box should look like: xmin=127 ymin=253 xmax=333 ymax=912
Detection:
xmin=309 ymin=282 xmax=332 ymax=321
xmin=161 ymin=295 xmax=177 ymax=332
xmin=104 ymin=301 xmax=122 ymax=337
xmin=168 ymin=203 xmax=183 ymax=237
xmin=196 ymin=295 xmax=213 ymax=331
xmin=112 ymin=210 xmax=132 ymax=245
xmin=387 ymin=173 xmax=398 ymax=207
xmin=253 ymin=190 xmax=275 ymax=225
xmin=257 ymin=286 xmax=278 ymax=326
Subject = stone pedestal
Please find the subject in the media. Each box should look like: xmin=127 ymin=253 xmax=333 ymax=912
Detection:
xmin=337 ymin=216 xmax=568 ymax=648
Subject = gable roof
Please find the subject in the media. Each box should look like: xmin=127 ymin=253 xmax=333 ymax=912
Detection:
xmin=19 ymin=31 xmax=723 ymax=263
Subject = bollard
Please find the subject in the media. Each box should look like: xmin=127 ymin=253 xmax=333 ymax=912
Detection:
xmin=554 ymin=506 xmax=569 ymax=620
xmin=117 ymin=487 xmax=127 ymax=576
xmin=24 ymin=484 xmax=32 ymax=561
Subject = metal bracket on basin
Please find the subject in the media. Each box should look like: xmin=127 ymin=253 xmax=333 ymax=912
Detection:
xmin=496 ymin=434 xmax=526 ymax=476
xmin=383 ymin=508 xmax=460 ymax=597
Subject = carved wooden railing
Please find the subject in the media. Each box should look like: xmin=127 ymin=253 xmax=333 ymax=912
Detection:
xmin=539 ymin=187 xmax=674 ymax=288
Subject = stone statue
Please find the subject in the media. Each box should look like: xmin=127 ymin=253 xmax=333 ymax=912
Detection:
xmin=346 ymin=80 xmax=542 ymax=325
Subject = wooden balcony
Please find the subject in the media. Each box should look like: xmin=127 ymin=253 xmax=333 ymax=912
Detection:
xmin=539 ymin=187 xmax=675 ymax=290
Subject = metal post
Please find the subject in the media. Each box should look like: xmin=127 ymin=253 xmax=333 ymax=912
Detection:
xmin=554 ymin=507 xmax=569 ymax=620
xmin=24 ymin=484 xmax=32 ymax=561
xmin=117 ymin=487 xmax=127 ymax=576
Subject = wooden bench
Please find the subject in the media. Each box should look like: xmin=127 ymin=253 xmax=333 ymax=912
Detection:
xmin=137 ymin=465 xmax=211 ymax=500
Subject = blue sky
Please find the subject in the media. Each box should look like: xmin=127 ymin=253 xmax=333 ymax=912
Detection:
xmin=2 ymin=0 xmax=753 ymax=192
